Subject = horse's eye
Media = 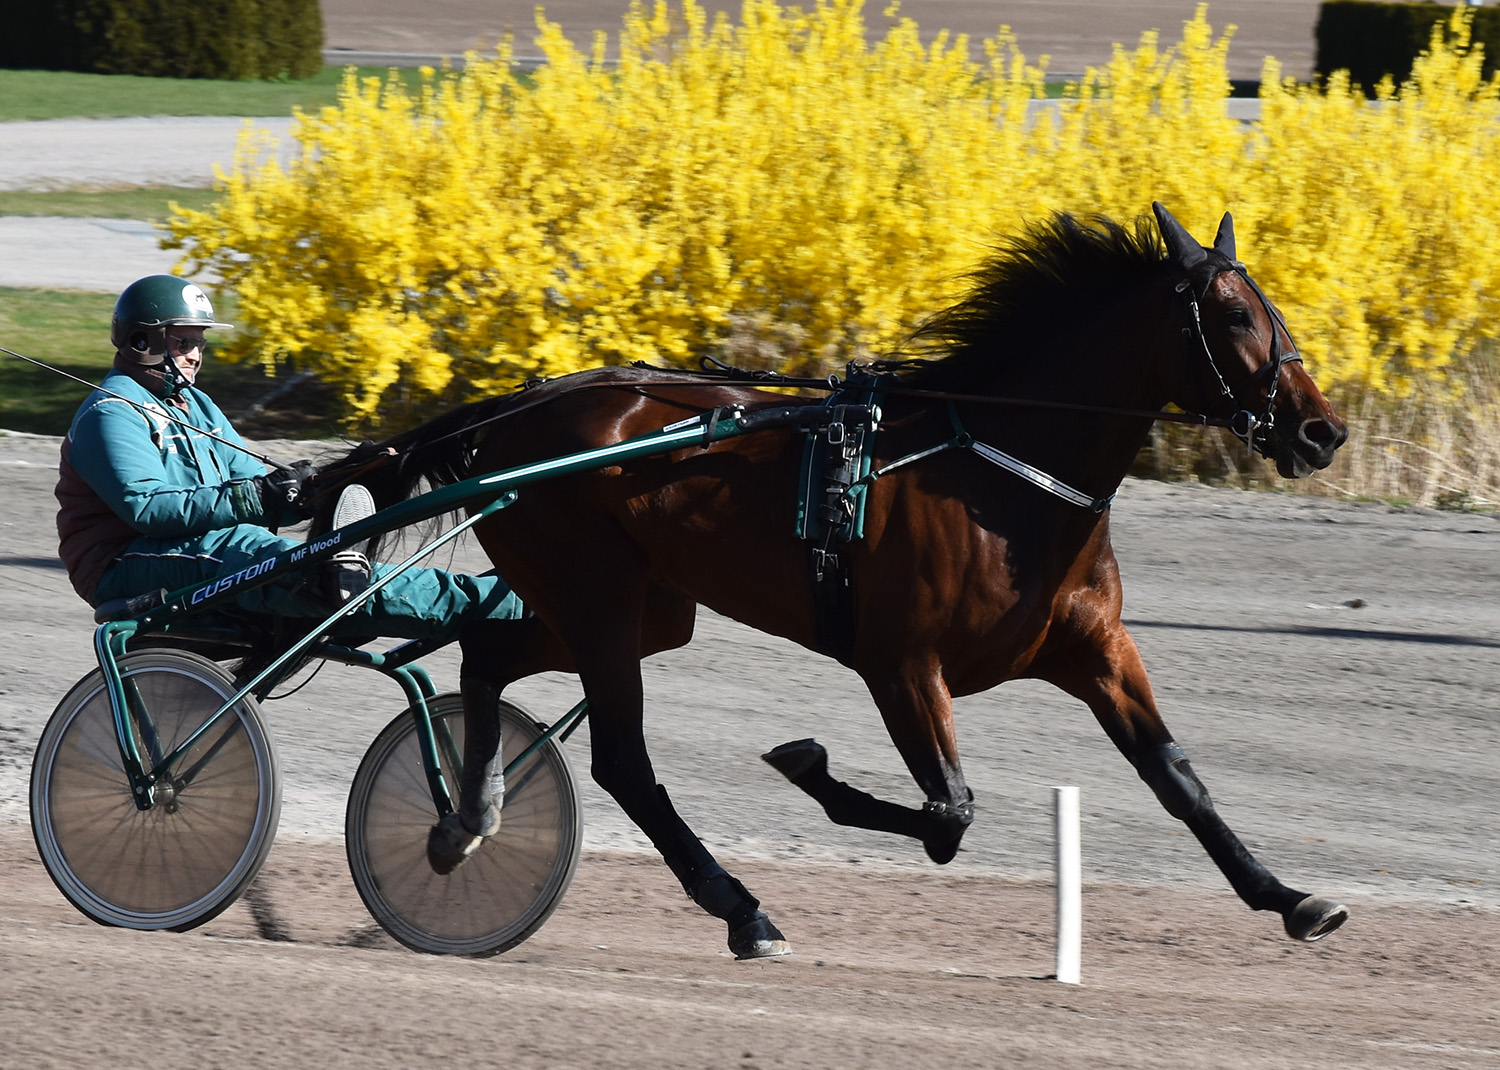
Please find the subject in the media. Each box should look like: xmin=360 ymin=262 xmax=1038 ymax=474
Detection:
xmin=1224 ymin=308 xmax=1252 ymax=329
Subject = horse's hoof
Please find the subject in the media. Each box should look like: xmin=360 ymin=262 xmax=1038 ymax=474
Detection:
xmin=761 ymin=738 xmax=827 ymax=782
xmin=921 ymin=797 xmax=974 ymax=864
xmin=426 ymin=813 xmax=484 ymax=875
xmin=729 ymin=912 xmax=791 ymax=960
xmin=1284 ymin=895 xmax=1349 ymax=942
xmin=924 ymin=836 xmax=962 ymax=865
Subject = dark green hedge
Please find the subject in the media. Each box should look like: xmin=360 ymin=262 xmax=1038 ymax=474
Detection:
xmin=0 ymin=0 xmax=323 ymax=80
xmin=1316 ymin=2 xmax=1500 ymax=89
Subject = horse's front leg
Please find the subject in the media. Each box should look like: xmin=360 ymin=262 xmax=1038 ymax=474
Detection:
xmin=763 ymin=656 xmax=975 ymax=864
xmin=1038 ymin=623 xmax=1348 ymax=942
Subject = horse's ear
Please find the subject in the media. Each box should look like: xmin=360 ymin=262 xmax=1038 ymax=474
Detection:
xmin=1152 ymin=202 xmax=1207 ymax=271
xmin=1213 ymin=212 xmax=1236 ymax=260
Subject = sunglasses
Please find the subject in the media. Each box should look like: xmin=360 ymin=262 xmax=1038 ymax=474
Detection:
xmin=165 ymin=334 xmax=207 ymax=355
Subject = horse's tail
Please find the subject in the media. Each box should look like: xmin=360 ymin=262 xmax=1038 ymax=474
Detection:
xmin=307 ymin=365 xmax=700 ymax=551
xmin=306 ymin=393 xmax=518 ymax=551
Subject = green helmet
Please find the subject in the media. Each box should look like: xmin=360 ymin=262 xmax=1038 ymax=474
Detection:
xmin=112 ymin=274 xmax=233 ymax=364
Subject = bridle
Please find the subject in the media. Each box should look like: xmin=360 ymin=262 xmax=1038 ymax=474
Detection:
xmin=1172 ymin=256 xmax=1303 ymax=456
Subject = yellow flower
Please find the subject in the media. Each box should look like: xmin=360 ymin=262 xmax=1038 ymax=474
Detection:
xmin=166 ymin=2 xmax=1500 ymax=429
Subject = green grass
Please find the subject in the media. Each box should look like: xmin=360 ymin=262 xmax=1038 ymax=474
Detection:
xmin=0 ymin=66 xmax=437 ymax=121
xmin=0 ymin=188 xmax=220 ymax=219
xmin=0 ymin=289 xmax=117 ymax=434
xmin=0 ymin=287 xmax=341 ymax=439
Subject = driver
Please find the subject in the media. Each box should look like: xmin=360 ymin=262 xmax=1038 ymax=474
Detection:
xmin=55 ymin=274 xmax=517 ymax=858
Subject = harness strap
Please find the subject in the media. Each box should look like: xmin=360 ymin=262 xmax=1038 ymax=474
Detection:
xmin=856 ymin=403 xmax=1113 ymax=513
xmin=966 ymin=441 xmax=1114 ymax=512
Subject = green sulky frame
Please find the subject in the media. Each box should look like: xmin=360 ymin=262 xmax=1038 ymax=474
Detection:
xmin=93 ymin=405 xmax=762 ymax=819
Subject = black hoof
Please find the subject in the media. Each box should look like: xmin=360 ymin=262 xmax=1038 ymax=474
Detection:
xmin=924 ymin=835 xmax=962 ymax=865
xmin=426 ymin=813 xmax=483 ymax=875
xmin=921 ymin=798 xmax=973 ymax=864
xmin=1283 ymin=895 xmax=1349 ymax=942
xmin=729 ymin=911 xmax=791 ymax=959
xmin=761 ymin=738 xmax=827 ymax=782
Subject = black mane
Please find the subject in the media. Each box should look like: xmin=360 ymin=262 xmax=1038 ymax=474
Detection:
xmin=896 ymin=213 xmax=1166 ymax=392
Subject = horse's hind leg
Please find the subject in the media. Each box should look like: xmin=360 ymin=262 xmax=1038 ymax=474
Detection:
xmin=764 ymin=657 xmax=975 ymax=864
xmin=1041 ymin=626 xmax=1348 ymax=942
xmin=561 ymin=583 xmax=790 ymax=959
xmin=427 ymin=614 xmax=574 ymax=873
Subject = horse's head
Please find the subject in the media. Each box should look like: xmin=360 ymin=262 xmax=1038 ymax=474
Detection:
xmin=1153 ymin=203 xmax=1347 ymax=478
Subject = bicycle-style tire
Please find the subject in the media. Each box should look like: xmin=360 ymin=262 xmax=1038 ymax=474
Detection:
xmin=30 ymin=649 xmax=281 ymax=931
xmin=345 ymin=693 xmax=583 ymax=956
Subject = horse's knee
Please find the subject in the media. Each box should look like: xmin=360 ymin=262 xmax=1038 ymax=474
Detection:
xmin=588 ymin=751 xmax=638 ymax=805
xmin=1135 ymin=741 xmax=1211 ymax=821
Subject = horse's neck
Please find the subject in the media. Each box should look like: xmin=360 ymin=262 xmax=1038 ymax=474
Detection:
xmin=959 ymin=286 xmax=1178 ymax=496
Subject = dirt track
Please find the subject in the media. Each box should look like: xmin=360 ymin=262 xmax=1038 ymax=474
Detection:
xmin=5 ymin=3 xmax=1499 ymax=1063
xmin=4 ymin=427 xmax=1500 ymax=1068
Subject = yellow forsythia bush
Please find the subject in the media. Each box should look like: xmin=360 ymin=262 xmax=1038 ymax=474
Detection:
xmin=167 ymin=1 xmax=1500 ymax=427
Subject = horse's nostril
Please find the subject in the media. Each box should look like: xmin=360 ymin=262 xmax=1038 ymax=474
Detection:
xmin=1300 ymin=418 xmax=1346 ymax=451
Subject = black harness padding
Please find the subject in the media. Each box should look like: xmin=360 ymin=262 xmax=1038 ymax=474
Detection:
xmin=792 ymin=387 xmax=881 ymax=668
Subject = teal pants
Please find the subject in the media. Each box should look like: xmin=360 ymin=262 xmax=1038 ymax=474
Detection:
xmin=95 ymin=523 xmax=523 ymax=640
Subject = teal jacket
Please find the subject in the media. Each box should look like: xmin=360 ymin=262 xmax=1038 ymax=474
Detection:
xmin=59 ymin=368 xmax=525 ymax=635
xmin=55 ymin=369 xmax=271 ymax=602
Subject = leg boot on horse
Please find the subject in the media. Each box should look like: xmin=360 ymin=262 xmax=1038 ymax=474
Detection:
xmin=1134 ymin=740 xmax=1348 ymax=941
xmin=426 ymin=674 xmax=506 ymax=875
xmin=426 ymin=615 xmax=572 ymax=875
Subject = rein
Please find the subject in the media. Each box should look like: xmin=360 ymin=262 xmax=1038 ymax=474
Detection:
xmin=332 ymin=255 xmax=1298 ymax=519
xmin=629 ymin=358 xmax=1250 ymax=430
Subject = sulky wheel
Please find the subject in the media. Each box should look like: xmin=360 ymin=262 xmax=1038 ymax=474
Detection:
xmin=30 ymin=649 xmax=281 ymax=931
xmin=345 ymin=693 xmax=583 ymax=956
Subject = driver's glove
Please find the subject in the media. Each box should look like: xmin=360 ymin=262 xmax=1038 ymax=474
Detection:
xmin=253 ymin=459 xmax=315 ymax=527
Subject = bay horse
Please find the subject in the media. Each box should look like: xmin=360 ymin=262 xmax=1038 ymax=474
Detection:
xmin=311 ymin=204 xmax=1350 ymax=958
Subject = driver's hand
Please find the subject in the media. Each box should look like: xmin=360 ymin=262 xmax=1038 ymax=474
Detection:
xmin=255 ymin=459 xmax=314 ymax=525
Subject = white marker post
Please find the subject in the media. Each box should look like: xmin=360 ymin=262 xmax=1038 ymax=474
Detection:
xmin=1054 ymin=785 xmax=1082 ymax=984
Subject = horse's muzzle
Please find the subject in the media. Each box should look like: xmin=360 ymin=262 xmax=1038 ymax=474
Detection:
xmin=1275 ymin=415 xmax=1348 ymax=478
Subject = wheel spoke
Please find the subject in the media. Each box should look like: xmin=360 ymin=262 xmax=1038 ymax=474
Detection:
xmin=31 ymin=651 xmax=280 ymax=930
xmin=346 ymin=695 xmax=581 ymax=955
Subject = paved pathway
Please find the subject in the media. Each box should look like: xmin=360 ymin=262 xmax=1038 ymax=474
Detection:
xmin=320 ymin=0 xmax=1325 ymax=80
xmin=0 ymin=216 xmax=193 ymax=291
xmin=0 ymin=116 xmax=296 ymax=193
xmin=0 ymin=117 xmax=294 ymax=290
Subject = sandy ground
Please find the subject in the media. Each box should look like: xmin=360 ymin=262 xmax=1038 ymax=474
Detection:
xmin=3 ymin=426 xmax=1500 ymax=1068
xmin=5 ymin=4 xmax=1500 ymax=1065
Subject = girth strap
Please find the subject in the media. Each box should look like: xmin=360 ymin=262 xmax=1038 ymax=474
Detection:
xmin=794 ymin=387 xmax=882 ymax=669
